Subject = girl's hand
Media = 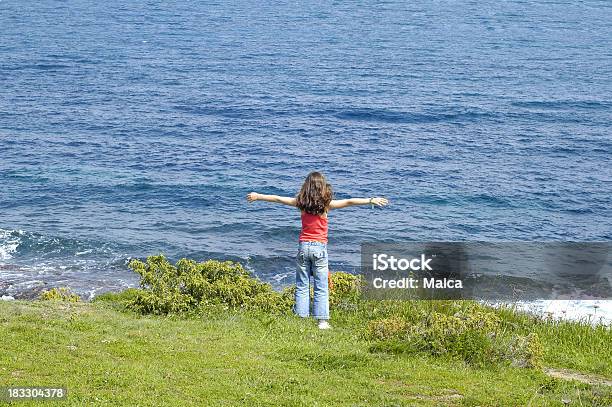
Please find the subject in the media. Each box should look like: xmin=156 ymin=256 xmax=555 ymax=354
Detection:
xmin=246 ymin=192 xmax=259 ymax=203
xmin=370 ymin=197 xmax=389 ymax=207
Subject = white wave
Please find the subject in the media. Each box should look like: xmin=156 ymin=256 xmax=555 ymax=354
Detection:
xmin=496 ymin=300 xmax=612 ymax=326
xmin=0 ymin=229 xmax=23 ymax=260
xmin=270 ymin=271 xmax=291 ymax=283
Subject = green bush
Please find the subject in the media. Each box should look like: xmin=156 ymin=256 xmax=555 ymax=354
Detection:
xmin=127 ymin=255 xmax=293 ymax=315
xmin=124 ymin=255 xmax=364 ymax=316
xmin=366 ymin=316 xmax=408 ymax=340
xmin=40 ymin=287 xmax=80 ymax=302
xmin=329 ymin=271 xmax=361 ymax=307
xmin=506 ymin=332 xmax=544 ymax=369
xmin=366 ymin=302 xmax=544 ymax=368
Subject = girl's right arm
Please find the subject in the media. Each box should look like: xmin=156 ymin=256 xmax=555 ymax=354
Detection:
xmin=330 ymin=197 xmax=388 ymax=209
xmin=247 ymin=192 xmax=297 ymax=207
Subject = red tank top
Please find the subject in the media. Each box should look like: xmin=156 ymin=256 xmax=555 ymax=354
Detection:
xmin=299 ymin=212 xmax=328 ymax=243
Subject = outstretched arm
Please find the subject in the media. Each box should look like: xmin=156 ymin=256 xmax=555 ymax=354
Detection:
xmin=329 ymin=197 xmax=388 ymax=209
xmin=246 ymin=192 xmax=296 ymax=207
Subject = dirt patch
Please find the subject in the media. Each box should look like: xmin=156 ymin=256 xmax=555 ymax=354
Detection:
xmin=545 ymin=368 xmax=612 ymax=387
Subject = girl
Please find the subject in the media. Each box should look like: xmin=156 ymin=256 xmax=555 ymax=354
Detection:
xmin=246 ymin=171 xmax=388 ymax=329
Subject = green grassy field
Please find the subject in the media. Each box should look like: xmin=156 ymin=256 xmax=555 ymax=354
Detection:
xmin=1 ymin=298 xmax=610 ymax=406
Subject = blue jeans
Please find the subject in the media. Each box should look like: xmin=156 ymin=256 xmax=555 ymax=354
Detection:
xmin=294 ymin=241 xmax=329 ymax=320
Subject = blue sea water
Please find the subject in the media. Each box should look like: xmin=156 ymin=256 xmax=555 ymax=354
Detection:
xmin=1 ymin=0 xmax=611 ymax=299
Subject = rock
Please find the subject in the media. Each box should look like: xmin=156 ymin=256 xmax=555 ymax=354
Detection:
xmin=1 ymin=295 xmax=15 ymax=301
xmin=546 ymin=368 xmax=612 ymax=387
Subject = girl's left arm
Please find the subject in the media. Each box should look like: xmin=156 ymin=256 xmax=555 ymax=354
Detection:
xmin=330 ymin=197 xmax=388 ymax=209
xmin=246 ymin=192 xmax=296 ymax=207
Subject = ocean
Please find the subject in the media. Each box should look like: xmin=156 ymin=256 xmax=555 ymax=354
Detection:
xmin=1 ymin=1 xmax=610 ymax=319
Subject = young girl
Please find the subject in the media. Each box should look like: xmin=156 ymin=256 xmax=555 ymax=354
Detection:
xmin=246 ymin=171 xmax=388 ymax=329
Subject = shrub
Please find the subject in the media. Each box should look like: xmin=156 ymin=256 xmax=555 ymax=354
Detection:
xmin=329 ymin=272 xmax=361 ymax=307
xmin=506 ymin=332 xmax=544 ymax=369
xmin=366 ymin=303 xmax=544 ymax=368
xmin=368 ymin=306 xmax=500 ymax=365
xmin=127 ymin=255 xmax=293 ymax=315
xmin=40 ymin=287 xmax=80 ymax=302
xmin=366 ymin=316 xmax=408 ymax=340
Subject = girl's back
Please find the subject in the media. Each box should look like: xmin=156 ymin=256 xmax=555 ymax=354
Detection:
xmin=299 ymin=212 xmax=328 ymax=243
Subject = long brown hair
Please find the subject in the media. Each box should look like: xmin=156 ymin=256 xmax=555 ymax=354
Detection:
xmin=295 ymin=172 xmax=333 ymax=215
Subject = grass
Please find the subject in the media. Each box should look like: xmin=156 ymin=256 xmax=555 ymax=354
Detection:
xmin=0 ymin=298 xmax=610 ymax=406
xmin=494 ymin=306 xmax=612 ymax=376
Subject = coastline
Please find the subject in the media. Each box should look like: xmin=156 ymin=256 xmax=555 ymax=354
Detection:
xmin=3 ymin=285 xmax=612 ymax=326
xmin=2 ymin=272 xmax=611 ymax=326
